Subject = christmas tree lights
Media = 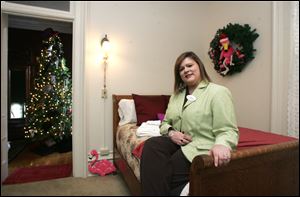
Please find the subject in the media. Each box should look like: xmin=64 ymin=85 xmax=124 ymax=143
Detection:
xmin=24 ymin=29 xmax=72 ymax=143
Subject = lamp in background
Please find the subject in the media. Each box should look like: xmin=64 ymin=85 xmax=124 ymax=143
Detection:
xmin=101 ymin=34 xmax=110 ymax=61
xmin=101 ymin=34 xmax=111 ymax=99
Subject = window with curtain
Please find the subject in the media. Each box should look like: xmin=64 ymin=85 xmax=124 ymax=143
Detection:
xmin=288 ymin=1 xmax=299 ymax=138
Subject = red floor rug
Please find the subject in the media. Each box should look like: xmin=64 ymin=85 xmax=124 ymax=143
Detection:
xmin=3 ymin=164 xmax=72 ymax=185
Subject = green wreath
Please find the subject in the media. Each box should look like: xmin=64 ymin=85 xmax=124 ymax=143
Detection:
xmin=208 ymin=23 xmax=259 ymax=76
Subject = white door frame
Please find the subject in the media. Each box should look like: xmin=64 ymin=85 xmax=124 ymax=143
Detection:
xmin=1 ymin=12 xmax=9 ymax=183
xmin=1 ymin=1 xmax=87 ymax=180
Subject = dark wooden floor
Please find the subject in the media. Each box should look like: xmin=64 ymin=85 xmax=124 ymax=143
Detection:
xmin=8 ymin=145 xmax=72 ymax=175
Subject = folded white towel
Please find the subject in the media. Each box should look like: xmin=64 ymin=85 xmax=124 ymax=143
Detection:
xmin=146 ymin=120 xmax=161 ymax=126
xmin=136 ymin=120 xmax=161 ymax=137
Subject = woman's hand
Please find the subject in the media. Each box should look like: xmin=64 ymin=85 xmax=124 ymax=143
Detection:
xmin=168 ymin=130 xmax=192 ymax=146
xmin=208 ymin=144 xmax=231 ymax=167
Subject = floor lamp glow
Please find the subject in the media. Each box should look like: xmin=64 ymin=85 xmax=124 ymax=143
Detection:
xmin=101 ymin=34 xmax=110 ymax=99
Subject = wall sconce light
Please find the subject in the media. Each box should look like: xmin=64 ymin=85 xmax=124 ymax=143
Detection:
xmin=101 ymin=34 xmax=110 ymax=99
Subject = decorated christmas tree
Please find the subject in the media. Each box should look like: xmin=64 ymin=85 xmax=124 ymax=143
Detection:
xmin=24 ymin=28 xmax=72 ymax=145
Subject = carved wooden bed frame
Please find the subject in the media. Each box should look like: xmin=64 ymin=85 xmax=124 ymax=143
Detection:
xmin=112 ymin=94 xmax=299 ymax=196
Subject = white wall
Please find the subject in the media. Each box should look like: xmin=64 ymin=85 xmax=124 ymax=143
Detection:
xmin=84 ymin=1 xmax=289 ymax=154
xmin=85 ymin=1 xmax=209 ymax=153
xmin=199 ymin=1 xmax=273 ymax=132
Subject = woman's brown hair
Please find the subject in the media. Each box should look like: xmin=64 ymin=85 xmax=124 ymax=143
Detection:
xmin=174 ymin=51 xmax=211 ymax=94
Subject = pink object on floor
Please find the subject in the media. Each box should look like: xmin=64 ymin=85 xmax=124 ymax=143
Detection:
xmin=88 ymin=149 xmax=116 ymax=176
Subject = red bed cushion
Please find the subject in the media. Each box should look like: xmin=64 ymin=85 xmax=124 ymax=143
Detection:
xmin=132 ymin=94 xmax=168 ymax=126
xmin=132 ymin=140 xmax=146 ymax=159
xmin=132 ymin=127 xmax=297 ymax=159
xmin=237 ymin=127 xmax=297 ymax=149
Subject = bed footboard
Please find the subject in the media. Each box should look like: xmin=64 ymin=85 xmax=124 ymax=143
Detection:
xmin=189 ymin=140 xmax=299 ymax=196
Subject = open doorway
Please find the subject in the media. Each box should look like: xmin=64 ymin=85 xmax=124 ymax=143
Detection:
xmin=7 ymin=15 xmax=73 ymax=179
xmin=2 ymin=1 xmax=87 ymax=181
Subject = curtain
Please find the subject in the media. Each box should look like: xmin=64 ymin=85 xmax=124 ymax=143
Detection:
xmin=287 ymin=1 xmax=299 ymax=138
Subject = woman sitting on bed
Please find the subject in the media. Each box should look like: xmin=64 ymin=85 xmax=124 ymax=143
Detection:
xmin=140 ymin=51 xmax=239 ymax=196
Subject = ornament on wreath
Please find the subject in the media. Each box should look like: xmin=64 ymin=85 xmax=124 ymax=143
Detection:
xmin=208 ymin=23 xmax=259 ymax=76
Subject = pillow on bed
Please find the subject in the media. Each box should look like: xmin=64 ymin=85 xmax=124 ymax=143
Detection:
xmin=163 ymin=95 xmax=171 ymax=107
xmin=132 ymin=94 xmax=168 ymax=126
xmin=118 ymin=99 xmax=137 ymax=126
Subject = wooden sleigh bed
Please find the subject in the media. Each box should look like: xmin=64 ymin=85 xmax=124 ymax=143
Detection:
xmin=112 ymin=94 xmax=299 ymax=196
